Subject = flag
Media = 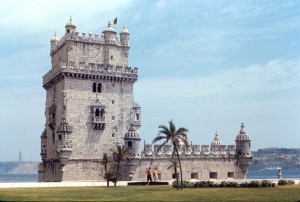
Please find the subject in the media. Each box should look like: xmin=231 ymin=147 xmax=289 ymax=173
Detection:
xmin=113 ymin=17 xmax=117 ymax=25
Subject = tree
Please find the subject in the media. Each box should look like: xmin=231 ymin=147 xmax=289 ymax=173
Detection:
xmin=152 ymin=119 xmax=188 ymax=189
xmin=111 ymin=145 xmax=131 ymax=186
xmin=167 ymin=159 xmax=179 ymax=189
xmin=100 ymin=153 xmax=112 ymax=187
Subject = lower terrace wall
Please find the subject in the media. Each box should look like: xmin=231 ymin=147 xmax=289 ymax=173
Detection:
xmin=126 ymin=157 xmax=239 ymax=181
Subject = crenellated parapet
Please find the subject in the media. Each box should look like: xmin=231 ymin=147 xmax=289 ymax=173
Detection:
xmin=51 ymin=20 xmax=129 ymax=55
xmin=46 ymin=18 xmax=133 ymax=89
xmin=142 ymin=144 xmax=236 ymax=159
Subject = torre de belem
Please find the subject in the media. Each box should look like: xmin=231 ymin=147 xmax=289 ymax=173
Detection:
xmin=38 ymin=18 xmax=252 ymax=182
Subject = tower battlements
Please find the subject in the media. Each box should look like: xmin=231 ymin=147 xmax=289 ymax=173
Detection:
xmin=44 ymin=17 xmax=135 ymax=89
xmin=51 ymin=29 xmax=126 ymax=54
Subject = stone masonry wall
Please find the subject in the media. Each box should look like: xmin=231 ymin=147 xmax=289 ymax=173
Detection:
xmin=64 ymin=77 xmax=135 ymax=160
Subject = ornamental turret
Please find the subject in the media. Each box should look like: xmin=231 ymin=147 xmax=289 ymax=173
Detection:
xmin=211 ymin=131 xmax=222 ymax=146
xmin=65 ymin=16 xmax=76 ymax=35
xmin=50 ymin=32 xmax=59 ymax=52
xmin=102 ymin=21 xmax=117 ymax=42
xmin=40 ymin=129 xmax=47 ymax=161
xmin=120 ymin=25 xmax=130 ymax=47
xmin=124 ymin=126 xmax=141 ymax=158
xmin=56 ymin=116 xmax=73 ymax=165
xmin=235 ymin=123 xmax=252 ymax=179
xmin=235 ymin=123 xmax=251 ymax=157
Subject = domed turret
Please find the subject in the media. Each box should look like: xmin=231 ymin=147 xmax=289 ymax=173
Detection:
xmin=57 ymin=116 xmax=73 ymax=134
xmin=102 ymin=21 xmax=117 ymax=42
xmin=235 ymin=123 xmax=252 ymax=179
xmin=65 ymin=16 xmax=76 ymax=35
xmin=124 ymin=126 xmax=141 ymax=158
xmin=56 ymin=116 xmax=73 ymax=165
xmin=40 ymin=129 xmax=47 ymax=161
xmin=120 ymin=25 xmax=130 ymax=46
xmin=50 ymin=32 xmax=59 ymax=52
xmin=211 ymin=131 xmax=222 ymax=146
xmin=235 ymin=123 xmax=251 ymax=157
xmin=236 ymin=123 xmax=250 ymax=141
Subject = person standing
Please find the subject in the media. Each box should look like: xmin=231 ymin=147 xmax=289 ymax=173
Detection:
xmin=146 ymin=167 xmax=152 ymax=185
xmin=153 ymin=167 xmax=159 ymax=182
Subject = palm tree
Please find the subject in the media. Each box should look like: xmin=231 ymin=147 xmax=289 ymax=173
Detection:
xmin=111 ymin=145 xmax=131 ymax=186
xmin=100 ymin=153 xmax=112 ymax=187
xmin=152 ymin=119 xmax=188 ymax=189
xmin=167 ymin=159 xmax=179 ymax=189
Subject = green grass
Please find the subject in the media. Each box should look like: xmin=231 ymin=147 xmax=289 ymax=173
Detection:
xmin=0 ymin=185 xmax=300 ymax=201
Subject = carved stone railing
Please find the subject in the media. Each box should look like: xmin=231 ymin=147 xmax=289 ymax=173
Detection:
xmin=142 ymin=144 xmax=237 ymax=159
xmin=93 ymin=116 xmax=105 ymax=124
xmin=43 ymin=64 xmax=138 ymax=87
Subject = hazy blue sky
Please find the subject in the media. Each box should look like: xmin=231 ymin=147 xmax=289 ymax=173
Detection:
xmin=0 ymin=0 xmax=299 ymax=161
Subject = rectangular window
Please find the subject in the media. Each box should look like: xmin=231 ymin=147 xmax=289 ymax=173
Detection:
xmin=93 ymin=83 xmax=97 ymax=92
xmin=209 ymin=172 xmax=218 ymax=179
xmin=191 ymin=172 xmax=198 ymax=179
xmin=172 ymin=173 xmax=179 ymax=179
xmin=228 ymin=172 xmax=234 ymax=178
xmin=97 ymin=83 xmax=102 ymax=93
xmin=128 ymin=141 xmax=132 ymax=148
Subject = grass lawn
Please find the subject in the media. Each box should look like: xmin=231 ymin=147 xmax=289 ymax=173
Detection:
xmin=0 ymin=185 xmax=300 ymax=201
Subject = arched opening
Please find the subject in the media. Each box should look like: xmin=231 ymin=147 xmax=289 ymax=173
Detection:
xmin=93 ymin=83 xmax=97 ymax=92
xmin=95 ymin=109 xmax=100 ymax=117
xmin=128 ymin=141 xmax=132 ymax=148
xmin=100 ymin=109 xmax=105 ymax=117
xmin=97 ymin=83 xmax=102 ymax=93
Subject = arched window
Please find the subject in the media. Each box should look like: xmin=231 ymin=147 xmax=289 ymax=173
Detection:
xmin=128 ymin=141 xmax=132 ymax=148
xmin=93 ymin=83 xmax=97 ymax=92
xmin=92 ymin=83 xmax=102 ymax=93
xmin=95 ymin=109 xmax=100 ymax=117
xmin=100 ymin=109 xmax=105 ymax=117
xmin=97 ymin=83 xmax=102 ymax=93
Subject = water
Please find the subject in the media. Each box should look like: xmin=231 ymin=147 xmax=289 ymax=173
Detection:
xmin=247 ymin=169 xmax=300 ymax=179
xmin=0 ymin=170 xmax=299 ymax=182
xmin=0 ymin=174 xmax=38 ymax=182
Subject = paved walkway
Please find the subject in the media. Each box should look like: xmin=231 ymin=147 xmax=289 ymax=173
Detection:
xmin=0 ymin=179 xmax=298 ymax=189
xmin=0 ymin=181 xmax=129 ymax=188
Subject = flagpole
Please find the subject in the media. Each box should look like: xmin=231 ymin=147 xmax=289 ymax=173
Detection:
xmin=114 ymin=17 xmax=118 ymax=34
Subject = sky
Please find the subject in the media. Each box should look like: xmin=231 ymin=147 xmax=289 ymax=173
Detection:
xmin=0 ymin=0 xmax=299 ymax=161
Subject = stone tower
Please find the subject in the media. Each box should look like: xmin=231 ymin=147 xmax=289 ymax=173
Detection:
xmin=38 ymin=17 xmax=141 ymax=182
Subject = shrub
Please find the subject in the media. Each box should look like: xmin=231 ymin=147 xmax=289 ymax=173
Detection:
xmin=218 ymin=181 xmax=238 ymax=187
xmin=278 ymin=180 xmax=295 ymax=186
xmin=227 ymin=181 xmax=239 ymax=187
xmin=240 ymin=182 xmax=248 ymax=187
xmin=219 ymin=181 xmax=227 ymax=187
xmin=194 ymin=181 xmax=217 ymax=188
xmin=248 ymin=181 xmax=260 ymax=188
xmin=194 ymin=181 xmax=207 ymax=188
xmin=278 ymin=180 xmax=287 ymax=186
xmin=172 ymin=180 xmax=194 ymax=188
xmin=261 ymin=180 xmax=272 ymax=187
xmin=171 ymin=181 xmax=178 ymax=188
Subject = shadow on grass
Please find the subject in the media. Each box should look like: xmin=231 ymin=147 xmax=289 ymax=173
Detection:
xmin=128 ymin=182 xmax=169 ymax=186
